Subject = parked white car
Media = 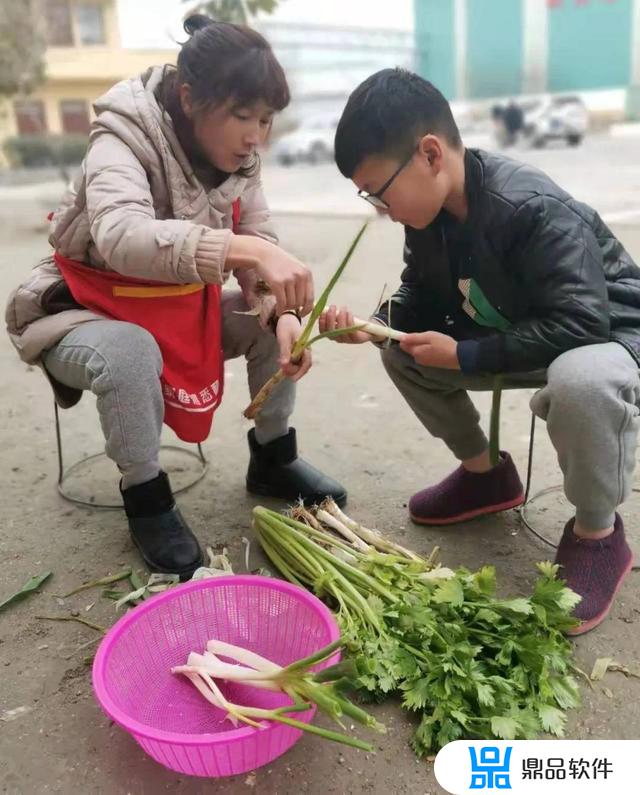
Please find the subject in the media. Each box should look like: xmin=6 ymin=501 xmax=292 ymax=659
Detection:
xmin=522 ymin=95 xmax=588 ymax=148
xmin=273 ymin=116 xmax=339 ymax=166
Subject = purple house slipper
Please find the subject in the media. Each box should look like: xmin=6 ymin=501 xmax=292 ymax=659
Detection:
xmin=409 ymin=452 xmax=525 ymax=526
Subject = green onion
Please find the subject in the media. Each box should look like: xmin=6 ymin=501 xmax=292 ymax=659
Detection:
xmin=172 ymin=636 xmax=384 ymax=751
xmin=243 ymin=224 xmax=404 ymax=420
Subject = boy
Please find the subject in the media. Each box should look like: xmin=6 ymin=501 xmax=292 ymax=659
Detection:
xmin=321 ymin=68 xmax=640 ymax=635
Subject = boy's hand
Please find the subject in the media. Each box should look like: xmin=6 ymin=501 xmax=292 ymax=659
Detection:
xmin=276 ymin=312 xmax=312 ymax=382
xmin=319 ymin=305 xmax=377 ymax=344
xmin=399 ymin=331 xmax=460 ymax=369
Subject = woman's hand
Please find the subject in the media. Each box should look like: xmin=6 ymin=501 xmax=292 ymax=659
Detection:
xmin=256 ymin=246 xmax=314 ymax=318
xmin=225 ymin=236 xmax=314 ymax=317
xmin=234 ymin=269 xmax=277 ymax=329
xmin=276 ymin=313 xmax=312 ymax=382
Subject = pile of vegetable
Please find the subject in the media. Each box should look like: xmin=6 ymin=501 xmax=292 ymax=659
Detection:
xmin=253 ymin=500 xmax=583 ymax=756
xmin=172 ymin=637 xmax=384 ymax=750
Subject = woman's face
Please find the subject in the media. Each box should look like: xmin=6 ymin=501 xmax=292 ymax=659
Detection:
xmin=181 ymin=87 xmax=274 ymax=172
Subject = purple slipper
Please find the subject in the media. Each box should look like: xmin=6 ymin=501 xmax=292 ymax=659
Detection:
xmin=556 ymin=514 xmax=634 ymax=636
xmin=409 ymin=451 xmax=525 ymax=526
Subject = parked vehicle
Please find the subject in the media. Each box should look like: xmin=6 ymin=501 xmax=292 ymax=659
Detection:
xmin=273 ymin=116 xmax=339 ymax=166
xmin=521 ymin=95 xmax=588 ymax=148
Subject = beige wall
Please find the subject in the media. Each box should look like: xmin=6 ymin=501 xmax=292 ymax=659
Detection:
xmin=45 ymin=47 xmax=177 ymax=85
xmin=6 ymin=79 xmax=114 ymax=137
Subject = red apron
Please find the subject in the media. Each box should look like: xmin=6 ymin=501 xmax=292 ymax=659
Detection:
xmin=53 ymin=200 xmax=240 ymax=444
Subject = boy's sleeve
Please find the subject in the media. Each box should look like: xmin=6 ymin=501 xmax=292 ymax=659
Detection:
xmin=373 ymin=241 xmax=428 ymax=332
xmin=457 ymin=196 xmax=610 ymax=374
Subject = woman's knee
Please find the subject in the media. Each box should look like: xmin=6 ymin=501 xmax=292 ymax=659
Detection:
xmin=95 ymin=322 xmax=162 ymax=383
xmin=67 ymin=322 xmax=162 ymax=393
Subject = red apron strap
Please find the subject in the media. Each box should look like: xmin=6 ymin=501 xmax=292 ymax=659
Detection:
xmin=232 ymin=199 xmax=241 ymax=233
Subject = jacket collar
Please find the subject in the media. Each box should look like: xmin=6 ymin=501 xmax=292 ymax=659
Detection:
xmin=424 ymin=148 xmax=484 ymax=233
xmin=462 ymin=147 xmax=484 ymax=223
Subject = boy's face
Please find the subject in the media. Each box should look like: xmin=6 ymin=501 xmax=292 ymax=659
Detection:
xmin=352 ymin=135 xmax=450 ymax=230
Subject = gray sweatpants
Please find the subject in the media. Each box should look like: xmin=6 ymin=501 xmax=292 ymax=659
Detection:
xmin=43 ymin=290 xmax=294 ymax=489
xmin=381 ymin=342 xmax=640 ymax=531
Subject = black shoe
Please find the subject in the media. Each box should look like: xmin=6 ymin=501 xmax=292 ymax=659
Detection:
xmin=120 ymin=471 xmax=203 ymax=579
xmin=246 ymin=428 xmax=347 ymax=507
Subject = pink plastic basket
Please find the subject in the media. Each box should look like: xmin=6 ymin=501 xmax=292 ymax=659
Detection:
xmin=92 ymin=575 xmax=340 ymax=778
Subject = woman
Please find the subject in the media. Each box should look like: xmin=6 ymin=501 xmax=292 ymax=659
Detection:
xmin=6 ymin=15 xmax=345 ymax=577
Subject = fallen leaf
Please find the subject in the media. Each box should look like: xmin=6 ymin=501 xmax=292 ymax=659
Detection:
xmin=0 ymin=572 xmax=52 ymax=613
xmin=608 ymin=663 xmax=640 ymax=680
xmin=590 ymin=657 xmax=640 ymax=681
xmin=590 ymin=657 xmax=613 ymax=681
xmin=1 ymin=706 xmax=34 ymax=722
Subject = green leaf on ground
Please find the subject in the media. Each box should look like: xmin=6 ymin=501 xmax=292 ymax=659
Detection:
xmin=0 ymin=571 xmax=52 ymax=613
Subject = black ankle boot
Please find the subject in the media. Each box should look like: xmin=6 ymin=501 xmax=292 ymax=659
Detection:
xmin=246 ymin=428 xmax=347 ymax=507
xmin=120 ymin=471 xmax=203 ymax=578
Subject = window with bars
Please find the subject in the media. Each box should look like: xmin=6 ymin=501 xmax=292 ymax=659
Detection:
xmin=44 ymin=0 xmax=73 ymax=46
xmin=14 ymin=100 xmax=47 ymax=135
xmin=75 ymin=3 xmax=106 ymax=45
xmin=60 ymin=100 xmax=91 ymax=134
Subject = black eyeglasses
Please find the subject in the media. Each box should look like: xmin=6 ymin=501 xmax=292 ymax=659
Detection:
xmin=357 ymin=148 xmax=417 ymax=209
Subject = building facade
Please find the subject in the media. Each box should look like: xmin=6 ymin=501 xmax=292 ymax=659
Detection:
xmin=414 ymin=0 xmax=640 ymax=113
xmin=257 ymin=21 xmax=416 ymax=121
xmin=0 ymin=0 xmax=176 ymax=166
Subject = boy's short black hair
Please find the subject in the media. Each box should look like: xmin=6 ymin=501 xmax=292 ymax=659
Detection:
xmin=334 ymin=68 xmax=462 ymax=178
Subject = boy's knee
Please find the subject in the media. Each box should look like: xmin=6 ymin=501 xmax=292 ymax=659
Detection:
xmin=380 ymin=343 xmax=408 ymax=377
xmin=543 ymin=347 xmax=617 ymax=408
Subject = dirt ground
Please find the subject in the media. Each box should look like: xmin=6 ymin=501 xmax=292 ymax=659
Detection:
xmin=1 ymin=194 xmax=639 ymax=795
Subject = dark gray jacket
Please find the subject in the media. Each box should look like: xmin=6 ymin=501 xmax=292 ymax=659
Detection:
xmin=375 ymin=148 xmax=640 ymax=374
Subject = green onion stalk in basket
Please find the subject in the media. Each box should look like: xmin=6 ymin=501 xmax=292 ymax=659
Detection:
xmin=253 ymin=502 xmax=584 ymax=756
xmin=172 ymin=635 xmax=385 ymax=751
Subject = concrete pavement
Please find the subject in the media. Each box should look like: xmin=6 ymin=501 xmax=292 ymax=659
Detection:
xmin=1 ymin=140 xmax=640 ymax=794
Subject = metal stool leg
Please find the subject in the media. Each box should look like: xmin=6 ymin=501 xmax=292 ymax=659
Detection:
xmin=54 ymin=401 xmax=208 ymax=509
xmin=523 ymin=411 xmax=536 ymax=505
xmin=516 ymin=412 xmax=565 ymax=549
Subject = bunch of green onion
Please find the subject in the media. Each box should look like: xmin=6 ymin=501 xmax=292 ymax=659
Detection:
xmin=172 ymin=636 xmax=384 ymax=751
